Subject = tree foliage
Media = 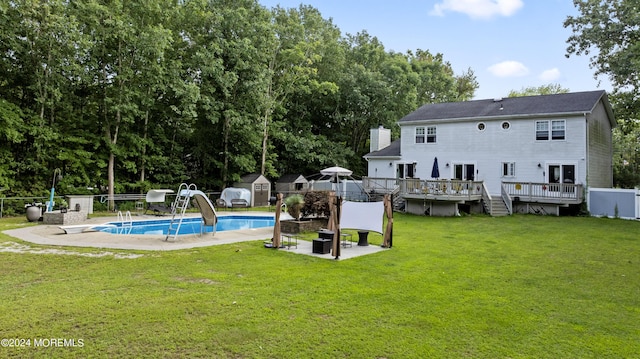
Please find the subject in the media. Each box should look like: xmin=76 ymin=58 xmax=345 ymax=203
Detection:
xmin=0 ymin=0 xmax=477 ymax=198
xmin=565 ymin=0 xmax=640 ymax=92
xmin=565 ymin=0 xmax=640 ymax=187
xmin=610 ymin=92 xmax=640 ymax=188
xmin=508 ymin=84 xmax=570 ymax=97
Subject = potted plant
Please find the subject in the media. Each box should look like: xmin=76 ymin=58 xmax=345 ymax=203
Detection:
xmin=284 ymin=194 xmax=304 ymax=220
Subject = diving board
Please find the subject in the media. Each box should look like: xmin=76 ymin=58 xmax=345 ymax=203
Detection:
xmin=59 ymin=223 xmax=115 ymax=234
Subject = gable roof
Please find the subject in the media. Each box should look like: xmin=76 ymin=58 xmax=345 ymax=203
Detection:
xmin=364 ymin=139 xmax=401 ymax=158
xmin=398 ymin=90 xmax=615 ymax=127
xmin=277 ymin=174 xmax=308 ymax=183
xmin=239 ymin=173 xmax=267 ymax=183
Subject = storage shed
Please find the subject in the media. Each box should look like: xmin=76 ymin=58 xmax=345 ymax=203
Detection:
xmin=234 ymin=173 xmax=271 ymax=207
xmin=275 ymin=174 xmax=309 ymax=193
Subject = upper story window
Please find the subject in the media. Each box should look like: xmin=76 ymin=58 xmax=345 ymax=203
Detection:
xmin=536 ymin=120 xmax=565 ymax=141
xmin=536 ymin=121 xmax=549 ymax=140
xmin=426 ymin=126 xmax=436 ymax=143
xmin=415 ymin=127 xmax=425 ymax=143
xmin=551 ymin=120 xmax=566 ymax=140
xmin=415 ymin=126 xmax=436 ymax=143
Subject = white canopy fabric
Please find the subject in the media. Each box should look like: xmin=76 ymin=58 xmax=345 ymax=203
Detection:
xmin=220 ymin=187 xmax=251 ymax=207
xmin=340 ymin=200 xmax=384 ymax=234
xmin=320 ymin=166 xmax=353 ymax=177
xmin=145 ymin=189 xmax=174 ymax=203
xmin=320 ymin=166 xmax=353 ymax=197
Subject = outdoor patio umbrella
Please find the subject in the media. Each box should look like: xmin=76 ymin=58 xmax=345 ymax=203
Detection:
xmin=431 ymin=157 xmax=440 ymax=179
xmin=320 ymin=166 xmax=352 ymax=198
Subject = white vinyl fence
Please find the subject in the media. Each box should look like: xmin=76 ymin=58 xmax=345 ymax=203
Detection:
xmin=588 ymin=188 xmax=640 ymax=220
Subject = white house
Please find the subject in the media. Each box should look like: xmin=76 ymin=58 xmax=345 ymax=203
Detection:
xmin=364 ymin=90 xmax=616 ymax=216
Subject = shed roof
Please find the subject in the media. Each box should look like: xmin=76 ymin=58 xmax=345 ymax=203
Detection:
xmin=398 ymin=90 xmax=615 ymax=127
xmin=239 ymin=173 xmax=269 ymax=183
xmin=277 ymin=174 xmax=308 ymax=183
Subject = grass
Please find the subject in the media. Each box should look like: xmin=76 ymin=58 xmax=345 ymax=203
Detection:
xmin=0 ymin=213 xmax=639 ymax=358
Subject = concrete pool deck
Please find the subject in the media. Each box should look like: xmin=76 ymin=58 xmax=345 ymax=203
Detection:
xmin=2 ymin=211 xmax=388 ymax=260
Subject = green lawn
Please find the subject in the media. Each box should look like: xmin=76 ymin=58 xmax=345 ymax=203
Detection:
xmin=1 ymin=214 xmax=639 ymax=358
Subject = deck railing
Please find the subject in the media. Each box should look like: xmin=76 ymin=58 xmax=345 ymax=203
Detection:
xmin=363 ymin=177 xmax=584 ymax=205
xmin=502 ymin=181 xmax=583 ymax=203
xmin=500 ymin=183 xmax=513 ymax=215
xmin=361 ymin=177 xmax=400 ymax=193
xmin=362 ymin=177 xmax=483 ymax=200
xmin=401 ymin=179 xmax=484 ymax=198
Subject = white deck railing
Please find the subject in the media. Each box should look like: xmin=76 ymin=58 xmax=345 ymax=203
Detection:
xmin=363 ymin=177 xmax=483 ymax=199
xmin=502 ymin=181 xmax=583 ymax=203
xmin=363 ymin=177 xmax=584 ymax=205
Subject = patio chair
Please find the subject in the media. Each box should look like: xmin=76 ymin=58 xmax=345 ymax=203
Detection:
xmin=215 ymin=198 xmax=227 ymax=208
xmin=146 ymin=202 xmax=173 ymax=216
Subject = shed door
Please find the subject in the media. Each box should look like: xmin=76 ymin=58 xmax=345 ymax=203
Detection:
xmin=254 ymin=183 xmax=269 ymax=206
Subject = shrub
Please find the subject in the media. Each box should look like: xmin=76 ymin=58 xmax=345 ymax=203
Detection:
xmin=301 ymin=191 xmax=331 ymax=218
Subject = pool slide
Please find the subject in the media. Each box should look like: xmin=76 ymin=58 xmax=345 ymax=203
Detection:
xmin=181 ymin=189 xmax=218 ymax=227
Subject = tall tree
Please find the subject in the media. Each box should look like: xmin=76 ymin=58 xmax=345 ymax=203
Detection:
xmin=565 ymin=0 xmax=640 ymax=187
xmin=185 ymin=0 xmax=273 ymax=188
xmin=610 ymin=92 xmax=640 ymax=187
xmin=0 ymin=0 xmax=77 ymax=195
xmin=259 ymin=5 xmax=340 ymax=177
xmin=74 ymin=0 xmax=177 ymax=208
xmin=564 ymin=0 xmax=640 ymax=93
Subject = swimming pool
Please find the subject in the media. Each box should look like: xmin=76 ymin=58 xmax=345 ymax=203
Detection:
xmin=97 ymin=215 xmax=275 ymax=236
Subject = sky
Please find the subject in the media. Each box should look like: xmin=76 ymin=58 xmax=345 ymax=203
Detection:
xmin=258 ymin=0 xmax=612 ymax=100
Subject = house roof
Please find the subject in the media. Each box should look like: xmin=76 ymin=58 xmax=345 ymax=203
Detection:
xmin=364 ymin=139 xmax=401 ymax=158
xmin=398 ymin=90 xmax=615 ymax=127
xmin=277 ymin=174 xmax=308 ymax=183
xmin=239 ymin=173 xmax=267 ymax=183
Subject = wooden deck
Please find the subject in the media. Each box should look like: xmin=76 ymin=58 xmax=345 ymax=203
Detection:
xmin=363 ymin=177 xmax=583 ymax=205
xmin=502 ymin=181 xmax=583 ymax=204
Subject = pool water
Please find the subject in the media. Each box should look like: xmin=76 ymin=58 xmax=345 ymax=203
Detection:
xmin=97 ymin=215 xmax=275 ymax=236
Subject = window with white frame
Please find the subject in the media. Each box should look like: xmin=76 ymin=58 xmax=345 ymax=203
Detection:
xmin=426 ymin=126 xmax=436 ymax=143
xmin=502 ymin=162 xmax=515 ymax=177
xmin=536 ymin=121 xmax=549 ymax=140
xmin=415 ymin=127 xmax=425 ymax=143
xmin=536 ymin=120 xmax=565 ymax=140
xmin=551 ymin=120 xmax=566 ymax=140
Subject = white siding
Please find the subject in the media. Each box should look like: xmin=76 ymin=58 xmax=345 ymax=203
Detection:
xmin=400 ymin=115 xmax=588 ymax=194
xmin=367 ymin=159 xmax=397 ymax=178
xmin=587 ymin=101 xmax=614 ymax=188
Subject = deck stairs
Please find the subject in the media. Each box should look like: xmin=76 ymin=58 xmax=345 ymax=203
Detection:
xmin=488 ymin=195 xmax=510 ymax=217
xmin=368 ymin=187 xmax=403 ymax=211
xmin=165 ymin=183 xmax=196 ymax=241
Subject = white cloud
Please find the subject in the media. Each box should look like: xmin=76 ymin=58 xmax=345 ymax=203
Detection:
xmin=539 ymin=68 xmax=561 ymax=82
xmin=430 ymin=0 xmax=524 ymax=20
xmin=487 ymin=61 xmax=529 ymax=77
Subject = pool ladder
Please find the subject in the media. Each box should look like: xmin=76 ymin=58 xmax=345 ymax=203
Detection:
xmin=117 ymin=210 xmax=132 ymax=234
xmin=165 ymin=183 xmax=196 ymax=241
